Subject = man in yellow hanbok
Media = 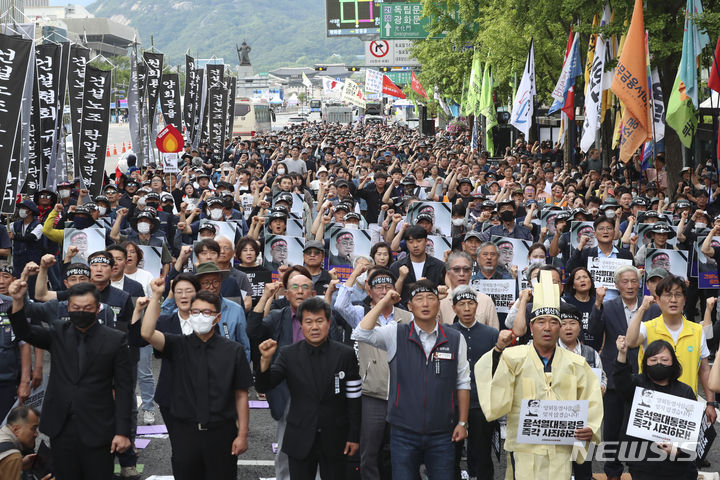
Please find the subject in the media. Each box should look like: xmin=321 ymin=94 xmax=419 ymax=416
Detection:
xmin=474 ymin=271 xmax=604 ymax=479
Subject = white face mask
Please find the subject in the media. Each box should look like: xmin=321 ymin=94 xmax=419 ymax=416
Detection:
xmin=98 ymin=206 xmax=107 ymax=216
xmin=209 ymin=209 xmax=223 ymax=220
xmin=18 ymin=209 xmax=28 ymax=219
xmin=696 ymin=223 xmax=707 ymax=230
xmin=357 ymin=272 xmax=367 ymax=286
xmin=529 ymin=258 xmax=545 ymax=265
xmin=137 ymin=222 xmax=151 ymax=234
xmin=189 ymin=313 xmax=216 ymax=334
xmin=452 ymin=218 xmax=465 ymax=226
xmin=604 ymin=210 xmax=616 ymax=219
xmin=345 ymin=223 xmax=358 ymax=230
xmin=277 ymin=168 xmax=286 ymax=175
xmin=59 ymin=189 xmax=70 ymax=199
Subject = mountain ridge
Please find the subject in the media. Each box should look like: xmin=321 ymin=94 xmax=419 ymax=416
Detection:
xmin=87 ymin=0 xmax=365 ymax=72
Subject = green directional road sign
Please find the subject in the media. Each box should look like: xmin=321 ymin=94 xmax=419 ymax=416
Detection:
xmin=380 ymin=3 xmax=428 ymax=39
xmin=385 ymin=71 xmax=411 ymax=86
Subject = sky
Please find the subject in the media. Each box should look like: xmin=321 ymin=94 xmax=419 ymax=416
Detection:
xmin=48 ymin=0 xmax=95 ymax=6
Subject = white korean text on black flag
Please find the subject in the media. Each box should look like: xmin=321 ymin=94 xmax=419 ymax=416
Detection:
xmin=183 ymin=55 xmax=195 ymax=135
xmin=68 ymin=44 xmax=89 ymax=177
xmin=192 ymin=69 xmax=204 ymax=146
xmin=208 ymin=84 xmax=228 ymax=155
xmin=225 ymin=76 xmax=236 ymax=139
xmin=35 ymin=43 xmax=61 ymax=185
xmin=22 ymin=52 xmax=43 ymax=194
xmin=0 ymin=33 xmax=32 ymax=212
xmin=160 ymin=72 xmax=182 ymax=133
xmin=127 ymin=50 xmax=143 ymax=167
xmin=143 ymin=52 xmax=163 ymax=132
xmin=76 ymin=65 xmax=111 ymax=197
xmin=47 ymin=41 xmax=70 ymax=186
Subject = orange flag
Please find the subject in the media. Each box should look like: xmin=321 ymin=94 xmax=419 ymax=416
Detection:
xmin=610 ymin=0 xmax=651 ymax=162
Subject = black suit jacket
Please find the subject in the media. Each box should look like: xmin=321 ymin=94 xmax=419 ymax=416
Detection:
xmin=9 ymin=308 xmax=133 ymax=446
xmin=588 ymin=296 xmax=661 ymax=390
xmin=566 ymin=245 xmax=633 ymax=275
xmin=121 ymin=276 xmax=145 ymax=298
xmin=255 ymin=339 xmax=361 ymax=460
xmin=389 ymin=253 xmax=446 ymax=303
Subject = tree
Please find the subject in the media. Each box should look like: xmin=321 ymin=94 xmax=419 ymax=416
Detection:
xmin=413 ymin=0 xmax=720 ymax=194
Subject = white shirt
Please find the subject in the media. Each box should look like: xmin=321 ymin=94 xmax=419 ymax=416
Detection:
xmin=622 ymin=298 xmax=639 ymax=327
xmin=178 ymin=311 xmax=193 ymax=335
xmin=351 ymin=321 xmax=471 ymax=390
xmin=126 ymin=268 xmax=154 ymax=298
xmin=411 ymin=261 xmax=425 ymax=281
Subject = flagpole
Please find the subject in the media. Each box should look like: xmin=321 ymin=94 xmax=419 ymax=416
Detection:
xmin=645 ymin=31 xmax=657 ymax=167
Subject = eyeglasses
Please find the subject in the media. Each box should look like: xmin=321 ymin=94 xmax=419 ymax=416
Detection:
xmin=449 ymin=267 xmax=472 ymax=273
xmin=660 ymin=292 xmax=684 ymax=300
xmin=289 ymin=284 xmax=312 ymax=292
xmin=595 ymin=226 xmax=614 ymax=232
xmin=199 ymin=279 xmax=221 ymax=287
xmin=304 ymin=250 xmax=323 ymax=256
xmin=190 ymin=309 xmax=217 ymax=316
xmin=219 ymin=247 xmax=233 ymax=253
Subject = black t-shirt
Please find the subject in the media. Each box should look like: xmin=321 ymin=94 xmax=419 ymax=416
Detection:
xmin=163 ymin=332 xmax=252 ymax=423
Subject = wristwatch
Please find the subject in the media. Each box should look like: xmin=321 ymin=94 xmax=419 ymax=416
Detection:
xmin=458 ymin=421 xmax=468 ymax=431
xmin=707 ymin=401 xmax=719 ymax=409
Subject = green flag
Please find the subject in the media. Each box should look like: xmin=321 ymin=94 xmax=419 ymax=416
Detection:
xmin=479 ymin=62 xmax=497 ymax=153
xmin=460 ymin=74 xmax=470 ymax=116
xmin=666 ymin=72 xmax=698 ymax=148
xmin=466 ymin=50 xmax=482 ymax=116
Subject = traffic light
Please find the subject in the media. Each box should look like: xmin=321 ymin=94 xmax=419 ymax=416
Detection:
xmin=347 ymin=66 xmax=361 ymax=72
xmin=314 ymin=66 xmax=327 ymax=71
xmin=379 ymin=67 xmax=391 ymax=72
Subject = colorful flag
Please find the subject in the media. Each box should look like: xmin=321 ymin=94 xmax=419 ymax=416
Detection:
xmin=479 ymin=62 xmax=497 ymax=153
xmin=549 ymin=32 xmax=582 ymax=115
xmin=666 ymin=0 xmax=709 ymax=147
xmin=709 ymin=37 xmax=720 ymax=93
xmin=365 ymin=69 xmax=383 ymax=94
xmin=584 ymin=14 xmax=599 ymax=93
xmin=611 ymin=0 xmax=650 ymax=161
xmin=411 ymin=72 xmax=428 ymax=99
xmin=382 ymin=75 xmax=406 ymax=99
xmin=460 ymin=74 xmax=470 ymax=116
xmin=510 ymin=39 xmax=535 ymax=139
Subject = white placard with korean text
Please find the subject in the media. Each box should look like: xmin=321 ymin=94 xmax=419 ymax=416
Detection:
xmin=587 ymin=257 xmax=633 ymax=289
xmin=626 ymin=387 xmax=704 ymax=446
xmin=517 ymin=399 xmax=588 ymax=445
xmin=472 ymin=279 xmax=515 ymax=313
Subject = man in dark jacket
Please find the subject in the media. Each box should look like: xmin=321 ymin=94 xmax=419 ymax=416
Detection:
xmin=389 ymin=226 xmax=446 ymax=304
xmin=257 ymin=297 xmax=360 ymax=480
xmin=7 ymin=280 xmax=132 ymax=480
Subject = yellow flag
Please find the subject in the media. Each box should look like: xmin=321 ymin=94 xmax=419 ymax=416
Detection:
xmin=611 ymin=0 xmax=650 ymax=162
xmin=584 ymin=14 xmax=598 ymax=93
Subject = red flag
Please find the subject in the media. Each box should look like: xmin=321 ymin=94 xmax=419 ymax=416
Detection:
xmin=410 ymin=72 xmax=428 ymax=99
xmin=382 ymin=75 xmax=406 ymax=99
xmin=561 ymin=86 xmax=575 ymax=120
xmin=710 ymin=37 xmax=720 ymax=93
xmin=115 ymin=165 xmax=122 ymax=185
xmin=155 ymin=124 xmax=184 ymax=153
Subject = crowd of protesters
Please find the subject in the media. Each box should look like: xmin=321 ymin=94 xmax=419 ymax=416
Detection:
xmin=2 ymin=121 xmax=720 ymax=480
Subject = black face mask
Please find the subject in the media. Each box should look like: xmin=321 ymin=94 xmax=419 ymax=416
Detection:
xmin=73 ymin=217 xmax=92 ymax=229
xmin=646 ymin=363 xmax=674 ymax=382
xmin=69 ymin=311 xmax=96 ymax=329
xmin=500 ymin=210 xmax=515 ymax=222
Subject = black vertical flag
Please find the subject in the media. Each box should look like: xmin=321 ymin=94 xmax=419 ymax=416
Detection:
xmin=137 ymin=62 xmax=150 ymax=167
xmin=0 ymin=33 xmax=32 ymax=212
xmin=208 ymin=84 xmax=228 ymax=156
xmin=225 ymin=76 xmax=237 ymax=139
xmin=76 ymin=66 xmax=111 ymax=197
xmin=48 ymin=41 xmax=71 ymax=186
xmin=192 ymin=68 xmax=204 ymax=146
xmin=35 ymin=43 xmax=61 ymax=185
xmin=127 ymin=50 xmax=143 ymax=167
xmin=143 ymin=52 xmax=163 ymax=131
xmin=160 ymin=72 xmax=182 ymax=133
xmin=183 ymin=55 xmax=195 ymax=136
xmin=68 ymin=44 xmax=90 ymax=172
xmin=22 ymin=61 xmax=42 ymax=194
